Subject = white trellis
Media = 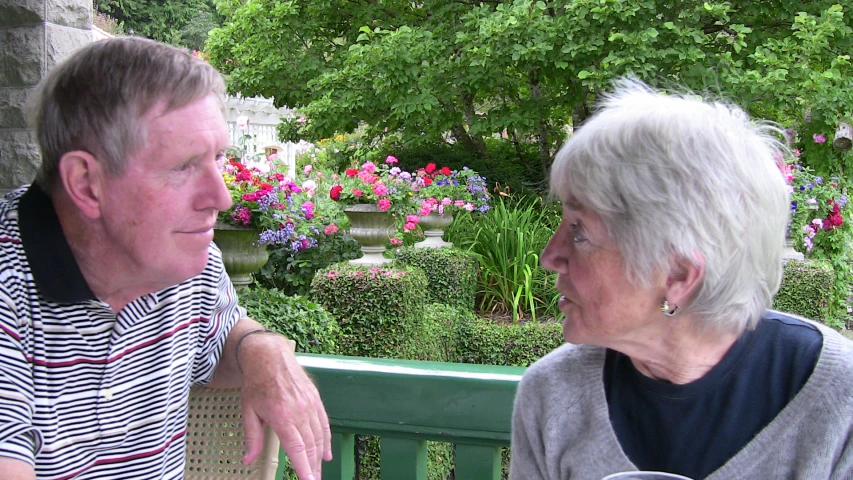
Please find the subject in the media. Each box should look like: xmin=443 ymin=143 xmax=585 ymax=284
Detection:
xmin=224 ymin=94 xmax=297 ymax=177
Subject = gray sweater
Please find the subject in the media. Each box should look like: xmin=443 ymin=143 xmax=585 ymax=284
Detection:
xmin=509 ymin=322 xmax=853 ymax=480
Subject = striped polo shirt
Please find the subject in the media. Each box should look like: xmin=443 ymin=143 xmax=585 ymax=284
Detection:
xmin=0 ymin=184 xmax=243 ymax=479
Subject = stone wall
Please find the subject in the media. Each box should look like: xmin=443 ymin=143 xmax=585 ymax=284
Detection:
xmin=0 ymin=0 xmax=93 ymax=192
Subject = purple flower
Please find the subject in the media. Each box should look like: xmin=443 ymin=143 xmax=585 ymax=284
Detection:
xmin=813 ymin=133 xmax=827 ymax=144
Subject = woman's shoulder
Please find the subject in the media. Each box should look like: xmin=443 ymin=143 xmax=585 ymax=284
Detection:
xmin=518 ymin=343 xmax=605 ymax=394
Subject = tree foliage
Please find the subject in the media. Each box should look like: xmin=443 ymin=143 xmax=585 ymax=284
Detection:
xmin=95 ymin=0 xmax=220 ymax=46
xmin=207 ymin=0 xmax=853 ymax=173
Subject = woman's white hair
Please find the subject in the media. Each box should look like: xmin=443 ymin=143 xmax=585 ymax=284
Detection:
xmin=550 ymin=78 xmax=789 ymax=335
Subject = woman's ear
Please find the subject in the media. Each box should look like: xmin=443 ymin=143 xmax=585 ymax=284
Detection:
xmin=665 ymin=252 xmax=705 ymax=307
xmin=57 ymin=151 xmax=105 ymax=219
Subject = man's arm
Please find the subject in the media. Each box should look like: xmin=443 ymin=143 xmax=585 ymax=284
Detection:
xmin=208 ymin=318 xmax=332 ymax=480
xmin=0 ymin=456 xmax=35 ymax=479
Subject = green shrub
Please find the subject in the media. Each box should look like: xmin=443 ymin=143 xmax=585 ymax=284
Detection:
xmin=239 ymin=286 xmax=339 ymax=354
xmin=450 ymin=196 xmax=562 ymax=323
xmin=774 ymin=259 xmax=838 ymax=326
xmin=310 ymin=263 xmax=428 ymax=359
xmin=310 ymin=263 xmax=453 ymax=480
xmin=454 ymin=316 xmax=564 ymax=367
xmin=393 ymin=247 xmax=479 ymax=312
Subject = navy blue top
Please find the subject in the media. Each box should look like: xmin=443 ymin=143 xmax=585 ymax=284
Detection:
xmin=604 ymin=311 xmax=822 ymax=479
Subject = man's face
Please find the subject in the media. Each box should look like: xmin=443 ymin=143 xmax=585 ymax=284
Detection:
xmin=97 ymin=94 xmax=232 ymax=288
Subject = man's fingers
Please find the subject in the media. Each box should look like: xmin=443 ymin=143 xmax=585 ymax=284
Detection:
xmin=306 ymin=403 xmax=324 ymax=476
xmin=241 ymin=406 xmax=264 ymax=465
xmin=319 ymin=399 xmax=332 ymax=462
xmin=278 ymin=423 xmax=316 ymax=480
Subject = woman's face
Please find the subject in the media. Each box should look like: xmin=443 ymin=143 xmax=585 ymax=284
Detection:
xmin=541 ymin=199 xmax=665 ymax=348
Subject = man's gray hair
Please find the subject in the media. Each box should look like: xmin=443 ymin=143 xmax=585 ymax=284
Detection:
xmin=29 ymin=36 xmax=226 ymax=190
xmin=550 ymin=78 xmax=789 ymax=335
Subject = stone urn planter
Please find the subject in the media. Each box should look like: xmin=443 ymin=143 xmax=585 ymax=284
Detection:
xmin=414 ymin=211 xmax=453 ymax=248
xmin=213 ymin=222 xmax=269 ymax=289
xmin=344 ymin=204 xmax=395 ymax=266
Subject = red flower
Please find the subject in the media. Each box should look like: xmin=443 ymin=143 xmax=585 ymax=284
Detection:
xmin=425 ymin=163 xmax=437 ymax=174
xmin=826 ymin=213 xmax=844 ymax=229
xmin=423 ymin=178 xmax=432 ymax=186
xmin=345 ymin=168 xmax=358 ymax=177
xmin=330 ymin=185 xmax=343 ymax=201
xmin=259 ymin=183 xmax=273 ymax=190
xmin=242 ymin=191 xmax=261 ymax=202
xmin=440 ymin=166 xmax=452 ymax=176
xmin=229 ymin=160 xmax=247 ymax=172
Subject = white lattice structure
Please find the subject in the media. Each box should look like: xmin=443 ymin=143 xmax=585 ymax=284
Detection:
xmin=224 ymin=94 xmax=297 ymax=177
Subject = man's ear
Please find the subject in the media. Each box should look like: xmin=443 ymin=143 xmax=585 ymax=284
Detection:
xmin=665 ymin=252 xmax=705 ymax=307
xmin=58 ymin=151 xmax=105 ymax=219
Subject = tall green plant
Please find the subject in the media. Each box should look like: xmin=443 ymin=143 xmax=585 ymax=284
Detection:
xmin=450 ymin=196 xmax=561 ymax=323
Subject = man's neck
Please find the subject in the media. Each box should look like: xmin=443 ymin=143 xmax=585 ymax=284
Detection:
xmin=53 ymin=193 xmax=162 ymax=313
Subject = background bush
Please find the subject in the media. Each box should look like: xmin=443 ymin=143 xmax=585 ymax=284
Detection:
xmin=310 ymin=263 xmax=452 ymax=480
xmin=393 ymin=247 xmax=480 ymax=311
xmin=450 ymin=196 xmax=562 ymax=323
xmin=256 ymin=228 xmax=363 ymax=296
xmin=378 ymin=139 xmax=540 ymax=195
xmin=773 ymin=259 xmax=838 ymax=325
xmin=239 ymin=286 xmax=339 ymax=354
xmin=453 ymin=316 xmax=564 ymax=367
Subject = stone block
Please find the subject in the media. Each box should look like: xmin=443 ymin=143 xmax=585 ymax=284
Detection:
xmin=0 ymin=0 xmax=46 ymax=27
xmin=45 ymin=24 xmax=92 ymax=71
xmin=0 ymin=87 xmax=33 ymax=129
xmin=47 ymin=0 xmax=91 ymax=29
xmin=0 ymin=129 xmax=41 ymax=189
xmin=0 ymin=26 xmax=45 ymax=87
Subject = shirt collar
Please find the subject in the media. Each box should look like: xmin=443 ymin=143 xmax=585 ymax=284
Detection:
xmin=18 ymin=183 xmax=97 ymax=304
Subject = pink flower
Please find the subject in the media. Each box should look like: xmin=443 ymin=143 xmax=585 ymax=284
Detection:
xmin=464 ymin=203 xmax=475 ymax=211
xmin=372 ymin=183 xmax=388 ymax=196
xmin=304 ymin=164 xmax=314 ymax=174
xmin=324 ymin=223 xmax=339 ymax=235
xmin=390 ymin=237 xmax=403 ymax=246
xmin=793 ymin=149 xmax=801 ymax=157
xmin=352 ymin=188 xmax=363 ymax=197
xmin=377 ymin=198 xmax=391 ymax=211
xmin=454 ymin=200 xmax=465 ymax=207
xmin=404 ymin=222 xmax=417 ymax=232
xmin=385 ymin=155 xmax=399 ymax=164
xmin=236 ymin=115 xmax=250 ymax=130
xmin=361 ymin=161 xmax=376 ymax=173
xmin=441 ymin=197 xmax=452 ymax=206
xmin=406 ymin=215 xmax=420 ymax=224
xmin=813 ymin=133 xmax=827 ymax=144
xmin=419 ymin=207 xmax=432 ymax=216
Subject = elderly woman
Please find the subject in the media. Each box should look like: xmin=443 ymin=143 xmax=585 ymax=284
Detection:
xmin=510 ymin=79 xmax=853 ymax=480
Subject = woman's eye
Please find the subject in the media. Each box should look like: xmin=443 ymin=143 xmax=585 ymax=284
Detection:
xmin=570 ymin=223 xmax=587 ymax=243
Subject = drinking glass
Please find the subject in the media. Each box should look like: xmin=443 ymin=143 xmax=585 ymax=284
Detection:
xmin=601 ymin=472 xmax=694 ymax=480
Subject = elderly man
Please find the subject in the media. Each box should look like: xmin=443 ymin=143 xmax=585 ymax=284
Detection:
xmin=0 ymin=37 xmax=330 ymax=479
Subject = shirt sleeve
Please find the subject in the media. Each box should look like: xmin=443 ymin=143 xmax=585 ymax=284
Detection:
xmin=190 ymin=244 xmax=245 ymax=386
xmin=0 ymin=283 xmax=41 ymax=466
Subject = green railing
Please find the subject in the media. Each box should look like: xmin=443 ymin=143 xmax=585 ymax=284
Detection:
xmin=278 ymin=354 xmax=526 ymax=480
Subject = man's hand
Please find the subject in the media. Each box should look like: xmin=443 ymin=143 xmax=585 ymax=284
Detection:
xmin=209 ymin=319 xmax=332 ymax=480
xmin=0 ymin=457 xmax=35 ymax=480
